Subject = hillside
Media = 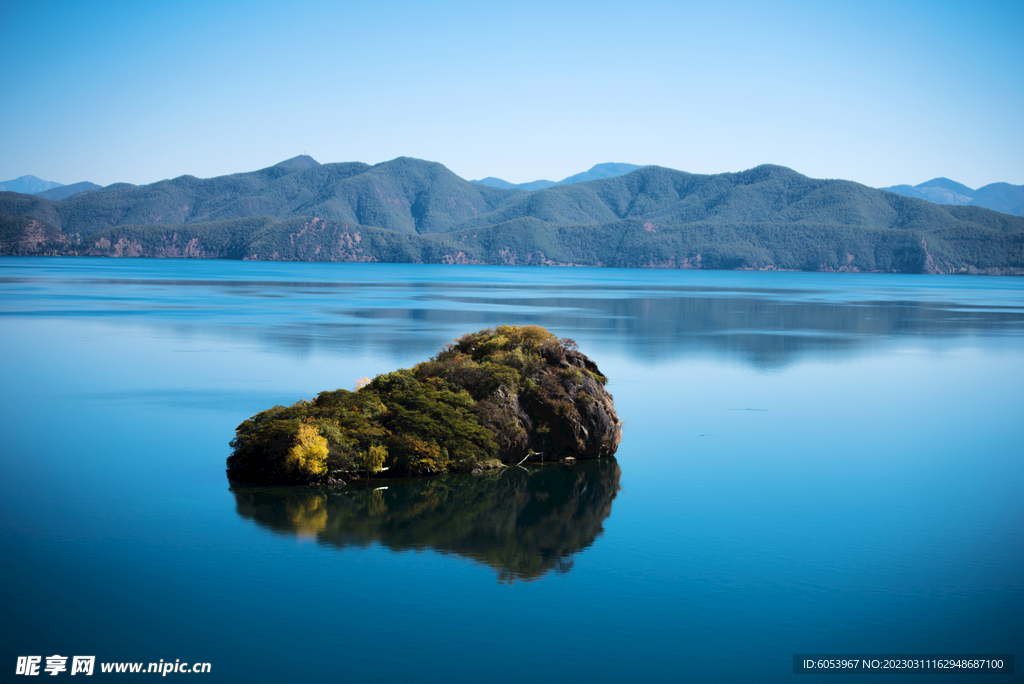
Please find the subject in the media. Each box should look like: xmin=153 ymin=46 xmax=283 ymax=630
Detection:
xmin=0 ymin=214 xmax=73 ymax=255
xmin=2 ymin=156 xmax=1022 ymax=274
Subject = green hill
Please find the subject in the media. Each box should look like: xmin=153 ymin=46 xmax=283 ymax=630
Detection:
xmin=2 ymin=156 xmax=1022 ymax=274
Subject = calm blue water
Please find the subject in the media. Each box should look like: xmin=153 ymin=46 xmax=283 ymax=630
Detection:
xmin=1 ymin=257 xmax=1022 ymax=682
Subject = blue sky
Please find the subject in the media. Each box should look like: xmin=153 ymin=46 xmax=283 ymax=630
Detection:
xmin=1 ymin=0 xmax=1021 ymax=188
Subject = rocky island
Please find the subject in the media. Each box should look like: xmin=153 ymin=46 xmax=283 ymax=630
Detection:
xmin=226 ymin=325 xmax=622 ymax=484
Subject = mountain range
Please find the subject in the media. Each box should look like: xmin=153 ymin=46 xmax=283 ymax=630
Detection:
xmin=880 ymin=178 xmax=1024 ymax=217
xmin=472 ymin=163 xmax=645 ymax=191
xmin=0 ymin=162 xmax=642 ymax=203
xmin=8 ymin=166 xmax=1022 ymax=218
xmin=0 ymin=175 xmax=104 ymax=200
xmin=1 ymin=155 xmax=1022 ymax=275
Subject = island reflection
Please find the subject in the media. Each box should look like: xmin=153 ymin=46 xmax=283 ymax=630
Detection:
xmin=231 ymin=457 xmax=621 ymax=583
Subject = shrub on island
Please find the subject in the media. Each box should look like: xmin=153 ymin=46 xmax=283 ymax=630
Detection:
xmin=226 ymin=325 xmax=622 ymax=484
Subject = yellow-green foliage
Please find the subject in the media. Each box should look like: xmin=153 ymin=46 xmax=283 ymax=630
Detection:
xmin=285 ymin=424 xmax=329 ymax=478
xmin=360 ymin=445 xmax=388 ymax=475
xmin=446 ymin=325 xmax=556 ymax=359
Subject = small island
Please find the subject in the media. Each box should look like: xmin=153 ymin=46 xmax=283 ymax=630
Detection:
xmin=226 ymin=325 xmax=622 ymax=484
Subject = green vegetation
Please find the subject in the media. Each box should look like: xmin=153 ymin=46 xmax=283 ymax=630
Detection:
xmin=226 ymin=325 xmax=622 ymax=484
xmin=2 ymin=157 xmax=1022 ymax=273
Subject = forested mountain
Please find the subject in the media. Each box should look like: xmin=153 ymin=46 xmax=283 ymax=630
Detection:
xmin=0 ymin=155 xmax=521 ymax=238
xmin=880 ymin=178 xmax=1024 ymax=217
xmin=2 ymin=156 xmax=1022 ymax=274
xmin=473 ymin=162 xmax=645 ymax=192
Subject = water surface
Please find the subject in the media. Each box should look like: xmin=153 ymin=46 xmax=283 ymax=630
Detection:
xmin=1 ymin=257 xmax=1021 ymax=682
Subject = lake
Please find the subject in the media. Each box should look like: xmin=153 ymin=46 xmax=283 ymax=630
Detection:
xmin=1 ymin=257 xmax=1021 ymax=682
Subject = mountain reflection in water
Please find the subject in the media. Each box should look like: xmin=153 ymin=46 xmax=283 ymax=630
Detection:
xmin=231 ymin=458 xmax=621 ymax=582
xmin=5 ymin=262 xmax=1023 ymax=370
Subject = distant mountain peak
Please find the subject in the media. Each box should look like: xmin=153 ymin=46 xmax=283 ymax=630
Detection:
xmin=746 ymin=163 xmax=800 ymax=175
xmin=880 ymin=176 xmax=1022 ymax=216
xmin=472 ymin=162 xmax=647 ymax=192
xmin=35 ymin=181 xmax=103 ymax=201
xmin=471 ymin=177 xmax=520 ymax=190
xmin=557 ymin=162 xmax=645 ymax=185
xmin=274 ymin=155 xmax=320 ymax=170
xmin=587 ymin=162 xmax=637 ymax=172
xmin=377 ymin=156 xmax=445 ymax=169
xmin=916 ymin=177 xmax=975 ymax=196
xmin=0 ymin=175 xmax=64 ymax=195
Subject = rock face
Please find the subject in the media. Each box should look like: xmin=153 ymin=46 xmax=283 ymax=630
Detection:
xmin=227 ymin=325 xmax=622 ymax=484
xmin=485 ymin=346 xmax=621 ymax=462
xmin=0 ymin=215 xmax=72 ymax=255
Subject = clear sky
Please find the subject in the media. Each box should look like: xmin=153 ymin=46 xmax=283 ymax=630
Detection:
xmin=1 ymin=0 xmax=1021 ymax=189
